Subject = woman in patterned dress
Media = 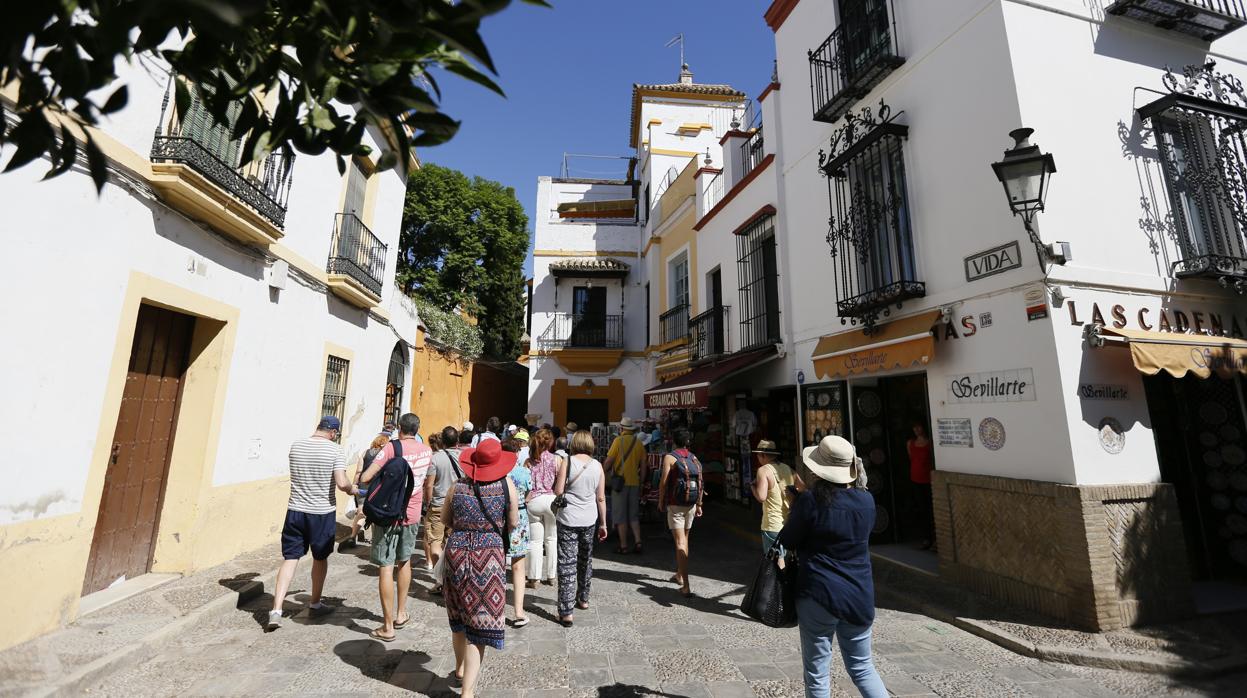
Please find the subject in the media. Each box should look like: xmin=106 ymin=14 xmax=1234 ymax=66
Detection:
xmin=502 ymin=438 xmax=532 ymax=627
xmin=440 ymin=439 xmax=520 ymax=698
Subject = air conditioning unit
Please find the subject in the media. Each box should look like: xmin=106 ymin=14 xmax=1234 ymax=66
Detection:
xmin=267 ymin=259 xmax=289 ymax=290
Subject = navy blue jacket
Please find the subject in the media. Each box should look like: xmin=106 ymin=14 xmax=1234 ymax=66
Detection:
xmin=776 ymin=487 xmax=876 ymax=626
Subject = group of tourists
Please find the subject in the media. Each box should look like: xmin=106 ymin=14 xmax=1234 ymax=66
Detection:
xmin=273 ymin=410 xmax=887 ymax=698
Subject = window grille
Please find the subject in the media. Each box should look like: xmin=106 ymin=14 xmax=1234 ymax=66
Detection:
xmin=322 ymin=355 xmax=350 ymax=440
xmin=736 ymin=215 xmax=781 ymax=351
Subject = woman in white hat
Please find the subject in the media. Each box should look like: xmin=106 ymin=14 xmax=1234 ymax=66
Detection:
xmin=777 ymin=435 xmax=886 ymax=698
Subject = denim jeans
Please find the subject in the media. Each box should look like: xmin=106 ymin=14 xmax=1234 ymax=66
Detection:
xmin=761 ymin=530 xmax=785 ymax=557
xmin=797 ymin=596 xmax=887 ymax=698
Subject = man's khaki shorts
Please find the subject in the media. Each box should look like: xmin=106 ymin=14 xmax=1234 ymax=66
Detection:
xmin=425 ymin=508 xmax=447 ymax=546
xmin=666 ymin=504 xmax=697 ymax=531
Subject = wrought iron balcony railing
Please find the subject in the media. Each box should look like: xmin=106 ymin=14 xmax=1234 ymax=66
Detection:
xmin=702 ymin=171 xmax=725 ymax=211
xmin=151 ymin=81 xmax=294 ymax=228
xmin=809 ymin=0 xmax=904 ymax=124
xmin=690 ymin=305 xmax=731 ymax=364
xmin=1107 ymin=0 xmax=1246 ymax=42
xmin=1138 ymin=63 xmax=1247 ymax=287
xmin=820 ymin=101 xmax=924 ymax=333
xmin=541 ymin=313 xmax=624 ymax=349
xmin=327 ymin=213 xmax=388 ymax=297
xmin=738 ymin=128 xmax=765 ymax=183
xmin=660 ymin=304 xmax=690 ymax=345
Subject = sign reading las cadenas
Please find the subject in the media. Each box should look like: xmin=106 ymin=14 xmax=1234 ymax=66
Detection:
xmin=644 ymin=385 xmax=709 ymax=410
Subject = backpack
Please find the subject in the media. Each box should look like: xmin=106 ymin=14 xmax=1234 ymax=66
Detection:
xmin=364 ymin=440 xmax=414 ymax=527
xmin=670 ymin=451 xmax=702 ymax=507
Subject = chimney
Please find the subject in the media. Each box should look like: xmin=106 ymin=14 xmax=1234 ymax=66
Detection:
xmin=679 ymin=63 xmax=693 ymax=85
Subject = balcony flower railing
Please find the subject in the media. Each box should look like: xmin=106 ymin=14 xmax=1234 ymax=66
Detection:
xmin=151 ymin=80 xmax=294 ymax=228
xmin=738 ymin=128 xmax=765 ymax=183
xmin=703 ymin=171 xmax=725 ymax=211
xmin=327 ymin=213 xmax=388 ymax=297
xmin=690 ymin=305 xmax=731 ymax=364
xmin=660 ymin=304 xmax=690 ymax=345
xmin=1106 ymin=0 xmax=1247 ymax=42
xmin=540 ymin=313 xmax=624 ymax=349
xmin=809 ymin=0 xmax=904 ymax=124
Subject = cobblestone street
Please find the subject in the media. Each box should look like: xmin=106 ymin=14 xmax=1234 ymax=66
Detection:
xmin=54 ymin=511 xmax=1241 ymax=698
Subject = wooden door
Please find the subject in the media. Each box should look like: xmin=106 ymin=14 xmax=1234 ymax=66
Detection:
xmin=83 ymin=305 xmax=194 ymax=595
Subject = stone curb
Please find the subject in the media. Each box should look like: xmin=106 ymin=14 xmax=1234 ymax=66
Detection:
xmin=872 ymin=562 xmax=1247 ymax=678
xmin=36 ymin=572 xmax=274 ymax=698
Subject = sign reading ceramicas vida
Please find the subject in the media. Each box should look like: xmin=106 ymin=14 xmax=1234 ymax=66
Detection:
xmin=644 ymin=385 xmax=709 ymax=410
xmin=965 ymin=241 xmax=1023 ymax=283
xmin=947 ymin=368 xmax=1037 ymax=404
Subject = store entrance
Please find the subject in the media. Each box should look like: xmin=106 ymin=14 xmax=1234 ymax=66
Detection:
xmin=1144 ymin=373 xmax=1247 ymax=586
xmin=567 ymin=398 xmax=609 ymax=430
xmin=850 ymin=373 xmax=933 ymax=546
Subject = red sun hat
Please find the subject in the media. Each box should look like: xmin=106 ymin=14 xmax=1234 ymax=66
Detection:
xmin=458 ymin=438 xmax=518 ymax=483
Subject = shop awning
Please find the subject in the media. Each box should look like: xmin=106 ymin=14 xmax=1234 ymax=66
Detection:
xmin=556 ymin=199 xmax=637 ymax=219
xmin=1093 ymin=326 xmax=1247 ymax=379
xmin=810 ymin=310 xmax=942 ymax=380
xmin=644 ymin=345 xmax=779 ymax=410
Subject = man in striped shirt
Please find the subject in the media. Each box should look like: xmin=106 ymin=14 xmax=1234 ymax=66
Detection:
xmin=268 ymin=416 xmax=358 ymax=630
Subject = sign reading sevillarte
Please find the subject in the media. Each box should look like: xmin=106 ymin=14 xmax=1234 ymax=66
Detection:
xmin=644 ymin=385 xmax=709 ymax=410
xmin=1078 ymin=383 xmax=1129 ymax=400
xmin=947 ymin=368 xmax=1037 ymax=404
xmin=964 ymin=241 xmax=1022 ymax=282
xmin=936 ymin=418 xmax=974 ymax=447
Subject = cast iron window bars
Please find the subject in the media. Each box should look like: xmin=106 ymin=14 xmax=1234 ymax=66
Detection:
xmin=660 ymin=304 xmax=690 ymax=344
xmin=327 ymin=213 xmax=388 ymax=297
xmin=152 ymin=77 xmax=294 ymax=228
xmin=690 ymin=305 xmax=731 ymax=364
xmin=1138 ymin=62 xmax=1247 ymax=291
xmin=737 ymin=215 xmax=782 ymax=351
xmin=819 ymin=100 xmax=923 ymax=334
xmin=322 ymin=355 xmax=350 ymax=440
xmin=810 ymin=0 xmax=904 ymax=125
xmin=539 ymin=313 xmax=624 ymax=349
xmin=1106 ymin=0 xmax=1247 ymax=42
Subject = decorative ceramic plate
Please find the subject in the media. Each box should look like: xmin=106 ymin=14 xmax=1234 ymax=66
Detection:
xmin=1200 ymin=431 xmax=1219 ymax=448
xmin=1222 ymin=425 xmax=1242 ymax=442
xmin=873 ymin=505 xmax=890 ymax=534
xmin=1231 ymin=472 xmax=1247 ymax=492
xmin=871 ymin=423 xmax=884 ymax=437
xmin=1204 ymin=451 xmax=1224 ymax=468
xmin=870 ymin=448 xmax=886 ymax=465
xmin=856 ymin=428 xmax=873 ymax=445
xmin=1200 ymin=402 xmax=1228 ymax=425
xmin=857 ymin=391 xmax=882 ymax=418
xmin=1208 ymin=471 xmax=1229 ymax=491
xmin=1227 ymin=514 xmax=1247 ymax=536
xmin=979 ymin=417 xmax=1006 ymax=451
xmin=1098 ymin=417 xmax=1126 ymax=455
xmin=817 ymin=392 xmax=831 ymax=408
xmin=1211 ymin=493 xmax=1231 ymax=511
xmin=1223 ymin=445 xmax=1246 ymax=466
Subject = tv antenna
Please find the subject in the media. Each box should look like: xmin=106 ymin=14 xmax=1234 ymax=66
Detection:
xmin=665 ymin=34 xmax=685 ymax=74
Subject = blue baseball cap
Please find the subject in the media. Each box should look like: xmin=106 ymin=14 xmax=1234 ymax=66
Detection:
xmin=318 ymin=416 xmax=342 ymax=431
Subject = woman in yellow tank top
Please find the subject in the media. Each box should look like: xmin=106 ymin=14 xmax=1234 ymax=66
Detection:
xmin=750 ymin=440 xmax=804 ymax=556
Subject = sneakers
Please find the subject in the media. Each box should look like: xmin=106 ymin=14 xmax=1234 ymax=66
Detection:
xmin=266 ymin=610 xmax=283 ymax=630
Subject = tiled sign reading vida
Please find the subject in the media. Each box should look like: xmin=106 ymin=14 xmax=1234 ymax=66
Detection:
xmin=947 ymin=368 xmax=1036 ymax=404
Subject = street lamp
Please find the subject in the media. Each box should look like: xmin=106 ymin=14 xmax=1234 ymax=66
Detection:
xmin=991 ymin=127 xmax=1069 ymax=266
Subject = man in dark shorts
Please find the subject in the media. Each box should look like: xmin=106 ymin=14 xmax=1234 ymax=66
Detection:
xmin=268 ymin=416 xmax=358 ymax=630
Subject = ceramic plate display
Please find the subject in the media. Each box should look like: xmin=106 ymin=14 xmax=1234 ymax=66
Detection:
xmin=1200 ymin=431 xmax=1219 ymax=448
xmin=857 ymin=391 xmax=882 ymax=418
xmin=870 ymin=448 xmax=886 ymax=465
xmin=1211 ymin=493 xmax=1231 ymax=511
xmin=979 ymin=417 xmax=1006 ymax=451
xmin=1204 ymin=451 xmax=1224 ymax=468
xmin=1222 ymin=425 xmax=1242 ymax=442
xmin=870 ymin=423 xmax=884 ymax=437
xmin=873 ymin=505 xmax=890 ymax=534
xmin=1200 ymin=402 xmax=1228 ymax=425
xmin=1231 ymin=472 xmax=1247 ymax=492
xmin=856 ymin=428 xmax=873 ymax=445
xmin=817 ymin=392 xmax=831 ymax=408
xmin=1223 ymin=444 xmax=1246 ymax=466
xmin=1099 ymin=417 xmax=1126 ymax=454
xmin=1208 ymin=471 xmax=1229 ymax=491
xmin=1228 ymin=514 xmax=1247 ymax=536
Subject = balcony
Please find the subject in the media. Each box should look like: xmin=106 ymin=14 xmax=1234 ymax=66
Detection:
xmin=810 ymin=0 xmax=904 ymax=124
xmin=539 ymin=313 xmax=625 ymax=373
xmin=738 ymin=128 xmax=765 ymax=184
xmin=659 ymin=304 xmax=690 ymax=347
xmin=1107 ymin=0 xmax=1246 ymax=42
xmin=326 ymin=213 xmax=388 ymax=308
xmin=690 ymin=305 xmax=731 ymax=364
xmin=148 ymin=81 xmax=294 ymax=247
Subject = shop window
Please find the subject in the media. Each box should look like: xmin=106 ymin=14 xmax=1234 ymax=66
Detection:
xmin=384 ymin=342 xmax=408 ymax=425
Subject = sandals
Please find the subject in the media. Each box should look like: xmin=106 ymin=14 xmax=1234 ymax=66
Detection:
xmin=511 ymin=616 xmax=530 ymax=628
xmin=429 ymin=584 xmax=443 ymax=596
xmin=614 ymin=546 xmax=629 ymax=555
xmin=370 ymin=629 xmax=396 ymax=642
xmin=576 ymin=601 xmax=590 ymax=610
xmin=633 ymin=542 xmax=643 ymax=554
xmin=394 ymin=616 xmax=410 ymax=629
xmin=559 ymin=617 xmax=574 ymax=627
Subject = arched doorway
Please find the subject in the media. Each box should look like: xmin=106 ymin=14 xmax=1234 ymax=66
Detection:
xmin=384 ymin=342 xmax=408 ymax=424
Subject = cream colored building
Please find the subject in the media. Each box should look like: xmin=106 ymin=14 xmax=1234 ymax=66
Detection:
xmin=0 ymin=61 xmax=419 ymax=650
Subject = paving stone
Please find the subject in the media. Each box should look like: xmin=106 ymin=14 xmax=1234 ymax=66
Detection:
xmin=387 ymin=671 xmax=434 ymax=693
xmin=609 ymin=664 xmax=660 ymax=687
xmin=745 ymin=679 xmax=803 ymax=698
xmin=703 ymin=681 xmax=757 ymax=698
xmin=679 ymin=636 xmax=719 ymax=650
xmin=661 ymin=683 xmax=714 ymax=698
xmin=880 ymin=673 xmax=937 ymax=696
xmin=913 ymin=670 xmax=1030 ymax=697
xmin=569 ymin=668 xmax=613 ymax=688
xmin=479 ymin=654 xmax=568 ymax=690
xmin=570 ymin=652 xmax=609 ymax=669
xmin=648 ymin=650 xmax=745 ymax=684
xmin=525 ymin=690 xmax=573 ymax=698
xmin=608 ymin=652 xmax=649 ymax=668
xmin=774 ymin=662 xmax=804 ymax=681
xmin=737 ymin=664 xmax=785 ymax=682
xmin=530 ymin=639 xmax=569 ymax=656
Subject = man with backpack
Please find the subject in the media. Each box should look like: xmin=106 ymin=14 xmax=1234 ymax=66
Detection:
xmin=359 ymin=412 xmax=432 ymax=642
xmin=268 ymin=416 xmax=358 ymax=630
xmin=423 ymin=425 xmax=464 ymax=594
xmin=657 ymin=429 xmax=704 ymax=598
xmin=603 ymin=417 xmax=646 ymax=554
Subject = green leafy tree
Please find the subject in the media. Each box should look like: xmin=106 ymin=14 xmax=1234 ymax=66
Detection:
xmin=400 ymin=163 xmax=528 ymax=360
xmin=0 ymin=0 xmax=546 ymax=190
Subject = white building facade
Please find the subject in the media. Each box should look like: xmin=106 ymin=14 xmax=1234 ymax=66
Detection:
xmin=0 ymin=56 xmax=419 ymax=649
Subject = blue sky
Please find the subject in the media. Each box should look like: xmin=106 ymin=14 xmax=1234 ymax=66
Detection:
xmin=422 ymin=1 xmax=778 ymax=275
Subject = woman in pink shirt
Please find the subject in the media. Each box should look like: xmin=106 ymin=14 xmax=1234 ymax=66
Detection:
xmin=524 ymin=429 xmax=559 ymax=587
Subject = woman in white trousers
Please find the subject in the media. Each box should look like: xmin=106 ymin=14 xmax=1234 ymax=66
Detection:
xmin=523 ymin=429 xmax=560 ymax=585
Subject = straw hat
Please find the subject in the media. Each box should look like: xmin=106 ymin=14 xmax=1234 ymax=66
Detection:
xmin=751 ymin=439 xmax=782 ymax=455
xmin=618 ymin=416 xmax=638 ymax=431
xmin=458 ymin=439 xmax=518 ymax=482
xmin=801 ymin=435 xmax=859 ymax=484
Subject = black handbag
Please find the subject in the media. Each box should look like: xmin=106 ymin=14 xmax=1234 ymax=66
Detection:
xmin=740 ymin=548 xmax=797 ymax=627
